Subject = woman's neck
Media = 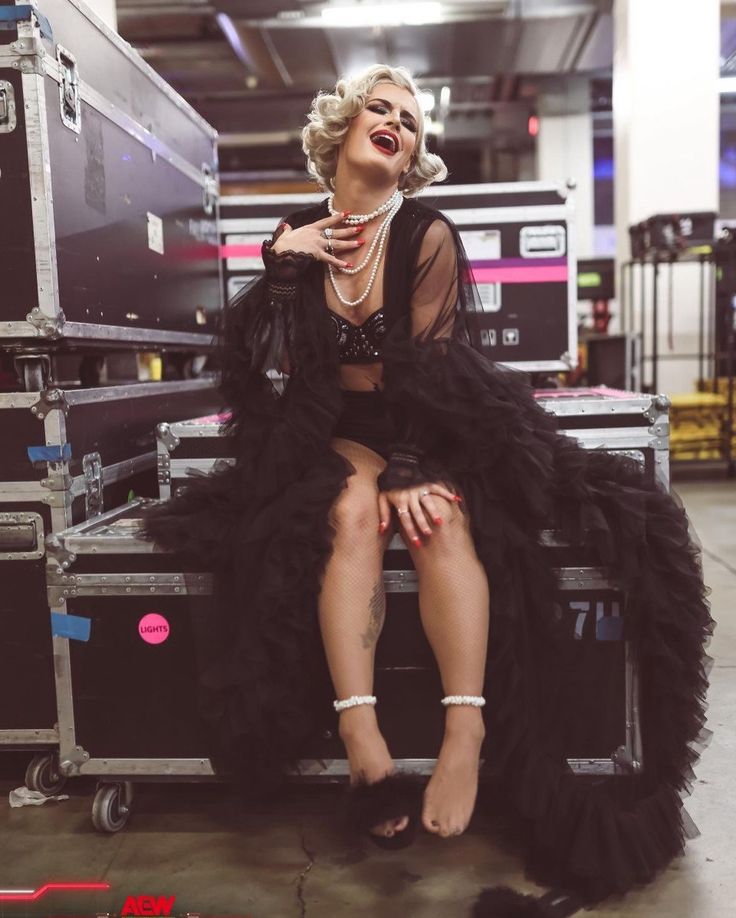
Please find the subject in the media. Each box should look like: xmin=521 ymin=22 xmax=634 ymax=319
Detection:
xmin=331 ymin=175 xmax=398 ymax=219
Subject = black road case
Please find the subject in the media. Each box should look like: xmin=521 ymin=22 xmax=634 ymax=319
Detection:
xmin=45 ymin=499 xmax=641 ymax=833
xmin=155 ymin=386 xmax=670 ymax=499
xmin=0 ymin=378 xmax=220 ymax=781
xmin=220 ymin=181 xmax=577 ymax=372
xmin=0 ymin=0 xmax=222 ymax=358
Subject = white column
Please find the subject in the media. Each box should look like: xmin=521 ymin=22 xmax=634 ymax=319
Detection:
xmin=86 ymin=0 xmax=118 ymax=31
xmin=537 ymin=77 xmax=595 ymax=260
xmin=613 ymin=0 xmax=719 ymax=394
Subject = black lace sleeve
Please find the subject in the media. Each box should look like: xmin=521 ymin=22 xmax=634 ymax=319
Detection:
xmin=262 ymin=237 xmax=315 ymax=302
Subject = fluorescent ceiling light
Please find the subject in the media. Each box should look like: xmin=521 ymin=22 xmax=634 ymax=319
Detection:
xmin=720 ymin=76 xmax=736 ymax=94
xmin=321 ymin=2 xmax=443 ymax=27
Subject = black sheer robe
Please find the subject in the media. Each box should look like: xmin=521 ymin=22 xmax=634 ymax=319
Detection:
xmin=142 ymin=197 xmax=712 ymax=913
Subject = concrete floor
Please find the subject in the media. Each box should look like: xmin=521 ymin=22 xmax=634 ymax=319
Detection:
xmin=1 ymin=479 xmax=734 ymax=918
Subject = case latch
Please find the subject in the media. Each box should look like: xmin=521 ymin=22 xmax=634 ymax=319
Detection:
xmin=83 ymin=452 xmax=104 ymax=518
xmin=202 ymin=163 xmax=218 ymax=216
xmin=0 ymin=80 xmax=16 ymax=133
xmin=56 ymin=45 xmax=80 ymax=134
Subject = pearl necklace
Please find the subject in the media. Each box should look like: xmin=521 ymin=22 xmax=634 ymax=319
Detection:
xmin=328 ymin=194 xmax=402 ymax=307
xmin=328 ymin=188 xmax=402 ymax=226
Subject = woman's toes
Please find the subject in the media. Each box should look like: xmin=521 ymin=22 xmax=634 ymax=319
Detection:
xmin=422 ymin=812 xmax=441 ymax=834
xmin=392 ymin=815 xmax=409 ymax=834
xmin=371 ymin=814 xmax=409 ymax=838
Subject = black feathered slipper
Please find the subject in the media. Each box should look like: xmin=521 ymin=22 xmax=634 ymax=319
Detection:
xmin=343 ymin=771 xmax=423 ymax=850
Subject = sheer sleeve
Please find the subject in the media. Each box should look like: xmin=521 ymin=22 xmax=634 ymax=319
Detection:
xmin=376 ymin=217 xmax=463 ymax=491
xmin=218 ymin=219 xmax=315 ymax=431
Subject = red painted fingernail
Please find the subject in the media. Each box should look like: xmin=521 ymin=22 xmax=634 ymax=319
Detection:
xmin=345 ymin=262 xmax=353 ymax=268
xmin=453 ymin=496 xmax=462 ymax=502
xmin=354 ymin=225 xmax=364 ymax=232
xmin=434 ymin=517 xmax=443 ymax=525
xmin=413 ymin=538 xmax=422 ymax=547
xmin=356 ymin=240 xmax=365 ymax=246
xmin=342 ymin=211 xmax=351 ymax=217
xmin=378 ymin=522 xmax=385 ymax=533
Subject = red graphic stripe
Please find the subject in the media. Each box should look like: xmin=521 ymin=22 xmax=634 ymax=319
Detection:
xmin=0 ymin=882 xmax=110 ymax=902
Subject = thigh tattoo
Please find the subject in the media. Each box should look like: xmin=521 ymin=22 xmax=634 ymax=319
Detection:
xmin=360 ymin=578 xmax=386 ymax=650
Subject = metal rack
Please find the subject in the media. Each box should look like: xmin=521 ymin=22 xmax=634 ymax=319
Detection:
xmin=619 ymin=241 xmax=735 ymax=476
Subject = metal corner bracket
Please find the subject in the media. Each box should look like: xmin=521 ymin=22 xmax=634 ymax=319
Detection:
xmin=26 ymin=307 xmax=66 ymax=338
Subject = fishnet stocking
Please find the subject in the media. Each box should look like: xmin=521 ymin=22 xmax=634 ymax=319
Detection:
xmin=402 ymin=497 xmax=490 ymax=836
xmin=319 ymin=436 xmax=491 ymax=839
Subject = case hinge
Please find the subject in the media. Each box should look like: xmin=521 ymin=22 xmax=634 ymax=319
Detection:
xmin=83 ymin=452 xmax=104 ymax=518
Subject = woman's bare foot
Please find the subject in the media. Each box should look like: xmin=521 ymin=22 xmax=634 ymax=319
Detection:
xmin=339 ymin=705 xmax=409 ymax=839
xmin=422 ymin=706 xmax=485 ymax=838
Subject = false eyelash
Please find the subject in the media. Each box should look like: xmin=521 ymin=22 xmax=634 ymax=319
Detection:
xmin=367 ymin=103 xmax=417 ymax=132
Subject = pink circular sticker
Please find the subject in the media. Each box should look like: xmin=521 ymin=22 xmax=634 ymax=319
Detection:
xmin=138 ymin=613 xmax=170 ymax=645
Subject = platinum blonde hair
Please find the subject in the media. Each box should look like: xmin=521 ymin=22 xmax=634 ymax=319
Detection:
xmin=301 ymin=64 xmax=447 ymax=196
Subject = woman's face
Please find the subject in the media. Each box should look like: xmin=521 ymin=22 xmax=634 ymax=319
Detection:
xmin=339 ymin=82 xmax=420 ymax=186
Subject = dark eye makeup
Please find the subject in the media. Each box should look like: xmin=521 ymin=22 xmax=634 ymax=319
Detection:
xmin=366 ymin=100 xmax=418 ymax=133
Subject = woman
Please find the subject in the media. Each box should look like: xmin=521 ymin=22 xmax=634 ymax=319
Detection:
xmin=143 ymin=65 xmax=712 ymax=917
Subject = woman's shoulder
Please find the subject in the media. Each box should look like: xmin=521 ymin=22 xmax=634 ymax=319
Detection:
xmin=402 ymin=196 xmax=456 ymax=235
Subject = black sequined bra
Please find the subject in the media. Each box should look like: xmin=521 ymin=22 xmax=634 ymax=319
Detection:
xmin=328 ymin=307 xmax=387 ymax=364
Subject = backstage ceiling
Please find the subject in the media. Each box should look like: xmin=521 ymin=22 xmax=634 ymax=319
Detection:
xmin=115 ymin=0 xmax=614 ymax=180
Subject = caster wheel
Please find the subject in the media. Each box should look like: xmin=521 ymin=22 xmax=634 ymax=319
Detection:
xmin=15 ymin=357 xmax=48 ymax=392
xmin=91 ymin=782 xmax=133 ymax=833
xmin=25 ymin=753 xmax=66 ymax=796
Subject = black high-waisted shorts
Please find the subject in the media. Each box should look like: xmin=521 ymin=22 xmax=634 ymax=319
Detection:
xmin=332 ymin=389 xmax=395 ymax=460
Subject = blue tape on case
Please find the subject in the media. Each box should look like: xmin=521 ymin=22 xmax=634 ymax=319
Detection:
xmin=51 ymin=612 xmax=91 ymax=642
xmin=27 ymin=443 xmax=72 ymax=463
xmin=0 ymin=6 xmax=53 ymax=40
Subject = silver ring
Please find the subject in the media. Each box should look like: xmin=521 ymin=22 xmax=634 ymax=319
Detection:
xmin=326 ymin=240 xmax=334 ymax=256
xmin=322 ymin=227 xmax=334 ymax=239
xmin=396 ymin=508 xmax=409 ymax=515
xmin=420 ymin=489 xmax=429 ymax=497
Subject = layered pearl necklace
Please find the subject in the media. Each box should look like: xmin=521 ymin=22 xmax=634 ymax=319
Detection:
xmin=327 ymin=189 xmax=403 ymax=308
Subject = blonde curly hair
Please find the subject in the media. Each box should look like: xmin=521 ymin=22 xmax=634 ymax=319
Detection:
xmin=301 ymin=64 xmax=447 ymax=197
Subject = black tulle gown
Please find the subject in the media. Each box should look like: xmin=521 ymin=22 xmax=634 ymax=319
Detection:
xmin=142 ymin=196 xmax=713 ymax=916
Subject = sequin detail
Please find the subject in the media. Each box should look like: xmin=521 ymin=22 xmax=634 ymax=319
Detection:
xmin=328 ymin=308 xmax=386 ymax=364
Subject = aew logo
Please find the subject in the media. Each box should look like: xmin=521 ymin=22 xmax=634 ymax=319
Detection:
xmin=121 ymin=896 xmax=176 ymax=916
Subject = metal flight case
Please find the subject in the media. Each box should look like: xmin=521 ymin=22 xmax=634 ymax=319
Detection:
xmin=0 ymin=0 xmax=222 ymax=376
xmin=46 ymin=495 xmax=641 ymax=833
xmin=0 ymin=378 xmax=220 ymax=789
xmin=155 ymin=386 xmax=670 ymax=499
xmin=534 ymin=386 xmax=670 ymax=490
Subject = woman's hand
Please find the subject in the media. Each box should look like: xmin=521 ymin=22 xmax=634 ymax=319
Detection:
xmin=272 ymin=211 xmax=364 ymax=271
xmin=378 ymin=482 xmax=461 ymax=546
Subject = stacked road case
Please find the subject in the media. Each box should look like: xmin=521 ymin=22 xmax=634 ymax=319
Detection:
xmin=41 ymin=385 xmax=667 ymax=831
xmin=0 ymin=0 xmax=223 ymax=785
xmin=220 ymin=181 xmax=578 ymax=372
